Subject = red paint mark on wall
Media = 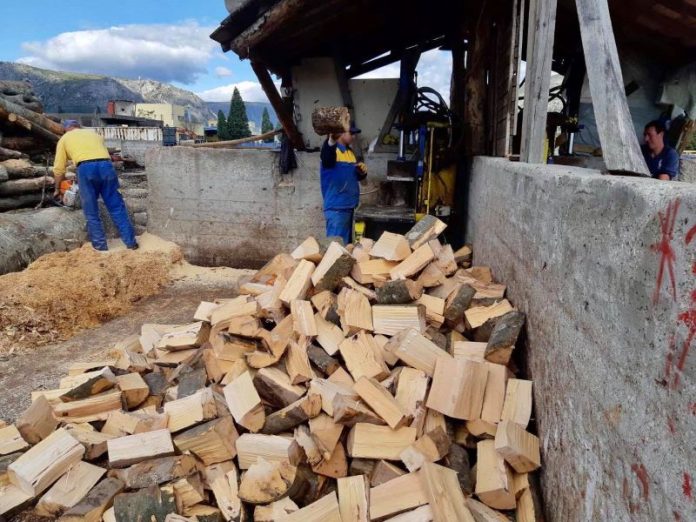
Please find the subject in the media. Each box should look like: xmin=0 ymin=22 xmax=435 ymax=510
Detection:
xmin=652 ymin=199 xmax=680 ymax=304
xmin=667 ymin=416 xmax=676 ymax=434
xmin=664 ymin=334 xmax=677 ymax=386
xmin=674 ymin=511 xmax=682 ymax=521
xmin=683 ymin=473 xmax=693 ymax=500
xmin=631 ymin=463 xmax=650 ymax=500
xmin=686 ymin=224 xmax=696 ymax=246
xmin=673 ymin=289 xmax=696 ymax=388
xmin=689 ymin=403 xmax=696 ymax=415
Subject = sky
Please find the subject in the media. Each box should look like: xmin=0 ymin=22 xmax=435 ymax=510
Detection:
xmin=0 ymin=0 xmax=451 ymax=103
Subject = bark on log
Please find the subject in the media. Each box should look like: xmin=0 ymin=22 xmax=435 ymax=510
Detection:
xmin=1 ymin=136 xmax=40 ymax=151
xmin=0 ymin=193 xmax=44 ymax=211
xmin=7 ymin=113 xmax=32 ymax=131
xmin=0 ymin=146 xmax=28 ymax=160
xmin=0 ymin=176 xmax=53 ymax=196
xmin=1 ymin=159 xmax=52 ymax=179
xmin=0 ymin=105 xmax=61 ymax=144
xmin=311 ymin=107 xmax=350 ymax=136
xmin=0 ymin=81 xmax=43 ymax=113
xmin=0 ymin=97 xmax=64 ymax=136
xmin=0 ymin=165 xmax=7 ymax=182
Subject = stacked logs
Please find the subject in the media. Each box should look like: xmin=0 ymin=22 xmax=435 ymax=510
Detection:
xmin=0 ymin=80 xmax=64 ymax=211
xmin=0 ymin=216 xmax=542 ymax=521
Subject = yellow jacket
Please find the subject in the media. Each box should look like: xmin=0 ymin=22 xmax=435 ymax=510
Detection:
xmin=53 ymin=129 xmax=110 ymax=176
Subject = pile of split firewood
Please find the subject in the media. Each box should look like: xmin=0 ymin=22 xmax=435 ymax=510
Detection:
xmin=0 ymin=80 xmax=65 ymax=211
xmin=0 ymin=216 xmax=540 ymax=521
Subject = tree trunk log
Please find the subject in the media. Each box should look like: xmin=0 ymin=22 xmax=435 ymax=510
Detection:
xmin=0 ymin=176 xmax=53 ymax=196
xmin=0 ymin=81 xmax=43 ymax=113
xmin=0 ymin=193 xmax=44 ymax=211
xmin=311 ymin=106 xmax=350 ymax=136
xmin=0 ymin=97 xmax=64 ymax=136
xmin=0 ymin=146 xmax=27 ymax=160
xmin=1 ymin=159 xmax=52 ymax=179
xmin=1 ymin=136 xmax=42 ymax=151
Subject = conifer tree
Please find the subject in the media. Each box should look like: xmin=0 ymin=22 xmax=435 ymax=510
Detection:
xmin=261 ymin=107 xmax=274 ymax=143
xmin=227 ymin=87 xmax=252 ymax=139
xmin=216 ymin=110 xmax=229 ymax=140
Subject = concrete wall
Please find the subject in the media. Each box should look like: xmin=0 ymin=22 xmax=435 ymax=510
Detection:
xmin=467 ymin=157 xmax=696 ymax=521
xmin=145 ymin=146 xmax=389 ymax=268
xmin=292 ymin=57 xmax=399 ymax=150
xmin=105 ymin=140 xmax=161 ymax=165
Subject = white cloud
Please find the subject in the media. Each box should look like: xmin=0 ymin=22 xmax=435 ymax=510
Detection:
xmin=215 ymin=66 xmax=233 ymax=78
xmin=357 ymin=49 xmax=452 ymax=102
xmin=197 ymin=80 xmax=280 ymax=103
xmin=17 ymin=22 xmax=216 ymax=84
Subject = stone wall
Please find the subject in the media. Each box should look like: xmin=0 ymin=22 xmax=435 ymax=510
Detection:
xmin=466 ymin=157 xmax=696 ymax=521
xmin=145 ymin=146 xmax=388 ymax=268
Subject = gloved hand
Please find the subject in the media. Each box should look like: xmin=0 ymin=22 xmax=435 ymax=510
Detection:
xmin=356 ymin=162 xmax=368 ymax=176
xmin=328 ymin=134 xmax=338 ymax=146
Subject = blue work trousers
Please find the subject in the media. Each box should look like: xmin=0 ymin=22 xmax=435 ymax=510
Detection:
xmin=324 ymin=209 xmax=353 ymax=245
xmin=78 ymin=160 xmax=136 ymax=250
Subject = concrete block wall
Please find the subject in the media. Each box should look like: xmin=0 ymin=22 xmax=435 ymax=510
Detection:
xmin=145 ymin=147 xmax=389 ymax=268
xmin=467 ymin=157 xmax=696 ymax=521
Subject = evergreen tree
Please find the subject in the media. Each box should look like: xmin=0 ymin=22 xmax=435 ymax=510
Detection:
xmin=226 ymin=88 xmax=252 ymax=139
xmin=261 ymin=107 xmax=274 ymax=143
xmin=216 ymin=110 xmax=230 ymax=140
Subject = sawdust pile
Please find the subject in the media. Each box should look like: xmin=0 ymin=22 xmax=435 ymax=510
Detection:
xmin=0 ymin=242 xmax=178 ymax=354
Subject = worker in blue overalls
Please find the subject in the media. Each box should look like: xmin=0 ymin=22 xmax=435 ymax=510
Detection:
xmin=319 ymin=125 xmax=367 ymax=245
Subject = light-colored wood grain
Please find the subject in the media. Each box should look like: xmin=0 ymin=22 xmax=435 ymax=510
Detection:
xmin=339 ymin=333 xmax=390 ymax=382
xmin=399 ymin=427 xmax=450 ymax=472
xmin=286 ymin=337 xmax=314 ymax=384
xmin=338 ymin=474 xmax=369 ymax=521
xmin=115 ymin=373 xmax=149 ymax=409
xmin=163 ymin=388 xmax=217 ymax=433
xmin=254 ymin=497 xmax=299 ymax=521
xmin=311 ymin=242 xmax=355 ymax=292
xmin=223 ymin=371 xmax=265 ymax=432
xmin=173 ymin=416 xmax=239 ymax=466
xmin=354 ymin=376 xmax=409 ymax=429
xmin=235 ymin=433 xmax=293 ymax=469
xmin=371 ymin=231 xmax=411 ymax=261
xmin=203 ymin=460 xmax=242 ymax=522
xmin=464 ymin=300 xmax=513 ymax=330
xmin=390 ymin=244 xmax=435 ymax=280
xmin=291 ymin=236 xmax=321 ymax=262
xmin=372 ymin=305 xmax=426 ymax=336
xmin=384 ymin=328 xmax=452 ymax=377
xmin=291 ymin=300 xmax=318 ymax=336
xmin=8 ymin=428 xmax=84 ymax=495
xmin=494 ymin=420 xmax=541 ymax=473
xmin=0 ymin=425 xmax=29 ymax=455
xmin=427 ymin=358 xmax=488 ymax=420
xmin=475 ymin=439 xmax=516 ymax=510
xmin=419 ymin=462 xmax=475 ymax=522
xmin=315 ymin=312 xmax=344 ymax=356
xmin=52 ymin=390 xmax=123 ymax=422
xmin=107 ymin=429 xmax=174 ymax=468
xmin=279 ymin=259 xmax=315 ymax=304
xmin=369 ymin=472 xmax=428 ymax=520
xmin=481 ymin=363 xmax=508 ymax=424
xmin=500 ymin=379 xmax=533 ymax=427
xmin=282 ymin=490 xmax=342 ymax=522
xmin=34 ymin=461 xmax=105 ymax=517
xmin=309 ymin=413 xmax=344 ymax=460
xmin=347 ymin=423 xmax=417 ymax=460
xmin=338 ymin=288 xmax=373 ymax=335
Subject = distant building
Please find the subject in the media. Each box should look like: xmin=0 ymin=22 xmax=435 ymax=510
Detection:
xmin=135 ymin=103 xmax=205 ymax=136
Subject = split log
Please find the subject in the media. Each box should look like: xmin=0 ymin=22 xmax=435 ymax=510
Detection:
xmin=312 ymin=242 xmax=355 ymax=292
xmin=311 ymin=106 xmax=351 ymax=135
xmin=427 ymin=358 xmax=488 ymax=420
xmin=16 ymin=395 xmax=58 ymax=444
xmin=0 ymin=193 xmax=44 ymax=211
xmin=312 ymin=441 xmax=348 ymax=478
xmin=475 ymin=440 xmax=516 ymax=510
xmin=370 ymin=460 xmax=405 ymax=487
xmin=108 ymin=455 xmax=198 ymax=489
xmin=203 ymin=461 xmax=243 ymax=522
xmin=354 ymin=376 xmax=410 ymax=429
xmin=262 ymin=393 xmax=322 ymax=435
xmin=419 ymin=462 xmax=475 ymax=522
xmin=35 ymin=461 xmax=105 ymax=518
xmin=337 ymin=475 xmax=369 ymax=522
xmin=255 ymin=497 xmax=299 ymax=521
xmin=347 ymin=423 xmax=416 ymax=460
xmin=0 ymin=175 xmax=53 ymax=196
xmin=494 ymin=420 xmax=540 ymax=473
xmin=60 ymin=477 xmax=125 ymax=522
xmin=112 ymin=484 xmax=177 ymax=522
xmin=173 ymin=416 xmax=239 ymax=465
xmin=332 ymin=394 xmax=385 ymax=426
xmin=223 ymin=371 xmax=265 ymax=432
xmin=0 ymin=425 xmax=29 ymax=455
xmin=238 ymin=458 xmax=297 ymax=504
xmin=404 ymin=215 xmax=447 ymax=249
xmin=171 ymin=474 xmax=205 ymax=513
xmin=253 ymin=366 xmax=305 ymax=408
xmin=485 ymin=311 xmax=525 ymax=365
xmin=307 ymin=343 xmax=341 ymax=375
xmin=376 ymin=279 xmax=423 ymax=304
xmin=399 ymin=426 xmax=451 ymax=472
xmin=107 ymin=429 xmax=175 ymax=468
xmin=369 ymin=472 xmax=428 ymax=520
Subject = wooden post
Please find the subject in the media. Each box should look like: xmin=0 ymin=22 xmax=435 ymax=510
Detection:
xmin=575 ymin=0 xmax=650 ymax=175
xmin=250 ymin=61 xmax=305 ymax=150
xmin=519 ymin=0 xmax=557 ymax=163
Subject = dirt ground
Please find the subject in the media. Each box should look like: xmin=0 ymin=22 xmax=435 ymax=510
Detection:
xmin=0 ymin=280 xmax=242 ymax=422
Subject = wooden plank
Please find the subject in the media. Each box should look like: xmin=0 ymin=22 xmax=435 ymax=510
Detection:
xmin=35 ymin=461 xmax=105 ymax=517
xmin=223 ymin=371 xmax=265 ymax=432
xmin=337 ymin=474 xmax=369 ymax=521
xmin=8 ymin=428 xmax=84 ymax=496
xmin=202 ymin=461 xmax=242 ymax=522
xmin=369 ymin=472 xmax=429 ymax=520
xmin=519 ymin=0 xmax=557 ymax=163
xmin=384 ymin=328 xmax=452 ymax=377
xmin=0 ymin=425 xmax=29 ymax=455
xmin=500 ymin=379 xmax=533 ymax=427
xmin=494 ymin=420 xmax=541 ymax=473
xmin=347 ymin=424 xmax=416 ymax=460
xmin=354 ymin=376 xmax=409 ymax=429
xmin=251 ymin=61 xmax=305 ymax=150
xmin=427 ymin=358 xmax=488 ymax=420
xmin=419 ymin=462 xmax=475 ymax=522
xmin=107 ymin=429 xmax=174 ymax=468
xmin=372 ymin=305 xmax=426 ymax=336
xmin=282 ymin=490 xmax=342 ymax=522
xmin=575 ymin=0 xmax=649 ymax=175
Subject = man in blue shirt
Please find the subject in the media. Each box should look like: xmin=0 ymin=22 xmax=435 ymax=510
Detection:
xmin=641 ymin=120 xmax=679 ymax=180
xmin=319 ymin=126 xmax=367 ymax=244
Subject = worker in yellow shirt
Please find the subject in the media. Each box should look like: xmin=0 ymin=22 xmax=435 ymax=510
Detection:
xmin=54 ymin=120 xmax=137 ymax=251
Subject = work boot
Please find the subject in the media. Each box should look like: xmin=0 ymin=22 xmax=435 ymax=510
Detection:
xmin=127 ymin=242 xmax=140 ymax=250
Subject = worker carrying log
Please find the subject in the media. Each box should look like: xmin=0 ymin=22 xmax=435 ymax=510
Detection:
xmin=319 ymin=125 xmax=367 ymax=245
xmin=53 ymin=120 xmax=138 ymax=251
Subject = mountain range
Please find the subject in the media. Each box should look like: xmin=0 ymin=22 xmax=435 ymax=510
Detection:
xmin=0 ymin=62 xmax=276 ymax=130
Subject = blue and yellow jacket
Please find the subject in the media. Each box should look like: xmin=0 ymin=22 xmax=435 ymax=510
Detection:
xmin=320 ymin=140 xmax=365 ymax=211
